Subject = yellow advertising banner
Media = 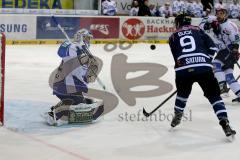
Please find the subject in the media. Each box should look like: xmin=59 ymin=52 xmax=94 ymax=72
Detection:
xmin=0 ymin=0 xmax=73 ymax=9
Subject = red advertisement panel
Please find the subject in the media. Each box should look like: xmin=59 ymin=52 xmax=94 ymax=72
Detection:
xmin=80 ymin=17 xmax=119 ymax=39
xmin=121 ymin=18 xmax=145 ymax=40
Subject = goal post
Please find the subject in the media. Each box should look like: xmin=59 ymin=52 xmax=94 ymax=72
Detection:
xmin=0 ymin=33 xmax=5 ymax=126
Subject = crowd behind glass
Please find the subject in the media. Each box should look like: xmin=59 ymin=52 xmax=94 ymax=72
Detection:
xmin=101 ymin=0 xmax=240 ymax=19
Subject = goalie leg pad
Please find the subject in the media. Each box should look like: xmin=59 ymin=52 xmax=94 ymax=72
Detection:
xmin=68 ymin=101 xmax=104 ymax=124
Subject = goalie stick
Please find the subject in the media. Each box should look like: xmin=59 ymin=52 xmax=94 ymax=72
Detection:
xmin=143 ymin=90 xmax=177 ymax=117
xmin=51 ymin=15 xmax=106 ymax=90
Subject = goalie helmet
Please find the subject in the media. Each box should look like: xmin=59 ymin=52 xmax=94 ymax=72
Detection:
xmin=174 ymin=13 xmax=192 ymax=29
xmin=74 ymin=29 xmax=93 ymax=47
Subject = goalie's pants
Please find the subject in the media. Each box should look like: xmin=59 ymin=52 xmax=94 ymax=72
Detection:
xmin=56 ymin=93 xmax=85 ymax=105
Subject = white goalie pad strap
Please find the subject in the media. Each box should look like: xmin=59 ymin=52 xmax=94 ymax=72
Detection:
xmin=69 ymin=100 xmax=103 ymax=112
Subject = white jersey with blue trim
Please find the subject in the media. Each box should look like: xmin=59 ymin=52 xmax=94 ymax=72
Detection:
xmin=102 ymin=0 xmax=117 ymax=16
xmin=214 ymin=19 xmax=240 ymax=50
xmin=129 ymin=7 xmax=139 ymax=16
xmin=172 ymin=0 xmax=186 ymax=15
xmin=57 ymin=41 xmax=88 ymax=90
xmin=186 ymin=2 xmax=194 ymax=16
xmin=58 ymin=41 xmax=85 ymax=61
xmin=192 ymin=2 xmax=203 ymax=18
xmin=228 ymin=4 xmax=240 ymax=19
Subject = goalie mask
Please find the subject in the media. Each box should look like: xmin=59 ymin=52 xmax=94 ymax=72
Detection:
xmin=174 ymin=13 xmax=192 ymax=29
xmin=74 ymin=29 xmax=93 ymax=47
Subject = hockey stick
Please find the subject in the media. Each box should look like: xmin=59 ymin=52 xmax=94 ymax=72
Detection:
xmin=143 ymin=90 xmax=177 ymax=117
xmin=51 ymin=16 xmax=106 ymax=90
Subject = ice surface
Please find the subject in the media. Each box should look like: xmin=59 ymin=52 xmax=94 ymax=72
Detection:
xmin=0 ymin=44 xmax=240 ymax=160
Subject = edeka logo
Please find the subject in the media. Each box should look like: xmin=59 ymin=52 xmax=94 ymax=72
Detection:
xmin=80 ymin=17 xmax=119 ymax=39
xmin=1 ymin=0 xmax=73 ymax=9
xmin=122 ymin=18 xmax=145 ymax=40
xmin=0 ymin=24 xmax=27 ymax=33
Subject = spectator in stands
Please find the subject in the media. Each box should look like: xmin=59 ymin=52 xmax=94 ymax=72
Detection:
xmin=193 ymin=0 xmax=203 ymax=17
xmin=149 ymin=4 xmax=156 ymax=16
xmin=137 ymin=0 xmax=144 ymax=7
xmin=101 ymin=0 xmax=117 ymax=16
xmin=186 ymin=0 xmax=195 ymax=17
xmin=159 ymin=2 xmax=172 ymax=18
xmin=228 ymin=0 xmax=240 ymax=19
xmin=202 ymin=8 xmax=212 ymax=18
xmin=201 ymin=0 xmax=213 ymax=11
xmin=155 ymin=5 xmax=162 ymax=16
xmin=138 ymin=0 xmax=152 ymax=16
xmin=172 ymin=0 xmax=186 ymax=17
xmin=129 ymin=0 xmax=139 ymax=16
xmin=215 ymin=0 xmax=226 ymax=9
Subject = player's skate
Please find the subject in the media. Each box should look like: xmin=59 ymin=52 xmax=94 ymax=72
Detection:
xmin=219 ymin=119 xmax=236 ymax=141
xmin=220 ymin=82 xmax=229 ymax=98
xmin=232 ymin=97 xmax=240 ymax=103
xmin=171 ymin=111 xmax=183 ymax=128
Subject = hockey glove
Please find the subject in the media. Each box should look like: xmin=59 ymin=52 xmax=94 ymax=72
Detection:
xmin=211 ymin=21 xmax=221 ymax=35
xmin=85 ymin=58 xmax=99 ymax=83
xmin=203 ymin=22 xmax=211 ymax=30
xmin=229 ymin=43 xmax=240 ymax=62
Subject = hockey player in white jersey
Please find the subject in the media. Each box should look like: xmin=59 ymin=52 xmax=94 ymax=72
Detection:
xmin=45 ymin=29 xmax=104 ymax=126
xmin=228 ymin=0 xmax=240 ymax=19
xmin=172 ymin=0 xmax=186 ymax=16
xmin=102 ymin=0 xmax=117 ymax=16
xmin=202 ymin=6 xmax=240 ymax=102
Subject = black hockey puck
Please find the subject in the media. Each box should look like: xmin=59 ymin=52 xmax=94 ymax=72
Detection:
xmin=150 ymin=44 xmax=156 ymax=50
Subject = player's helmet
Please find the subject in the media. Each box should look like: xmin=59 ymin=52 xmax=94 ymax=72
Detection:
xmin=74 ymin=29 xmax=93 ymax=47
xmin=215 ymin=4 xmax=228 ymax=22
xmin=174 ymin=13 xmax=192 ymax=29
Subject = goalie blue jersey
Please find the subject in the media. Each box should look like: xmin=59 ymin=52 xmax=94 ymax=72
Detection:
xmin=169 ymin=25 xmax=218 ymax=73
xmin=57 ymin=41 xmax=84 ymax=58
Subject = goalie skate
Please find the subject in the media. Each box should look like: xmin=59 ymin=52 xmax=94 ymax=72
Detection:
xmin=42 ymin=111 xmax=68 ymax=126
